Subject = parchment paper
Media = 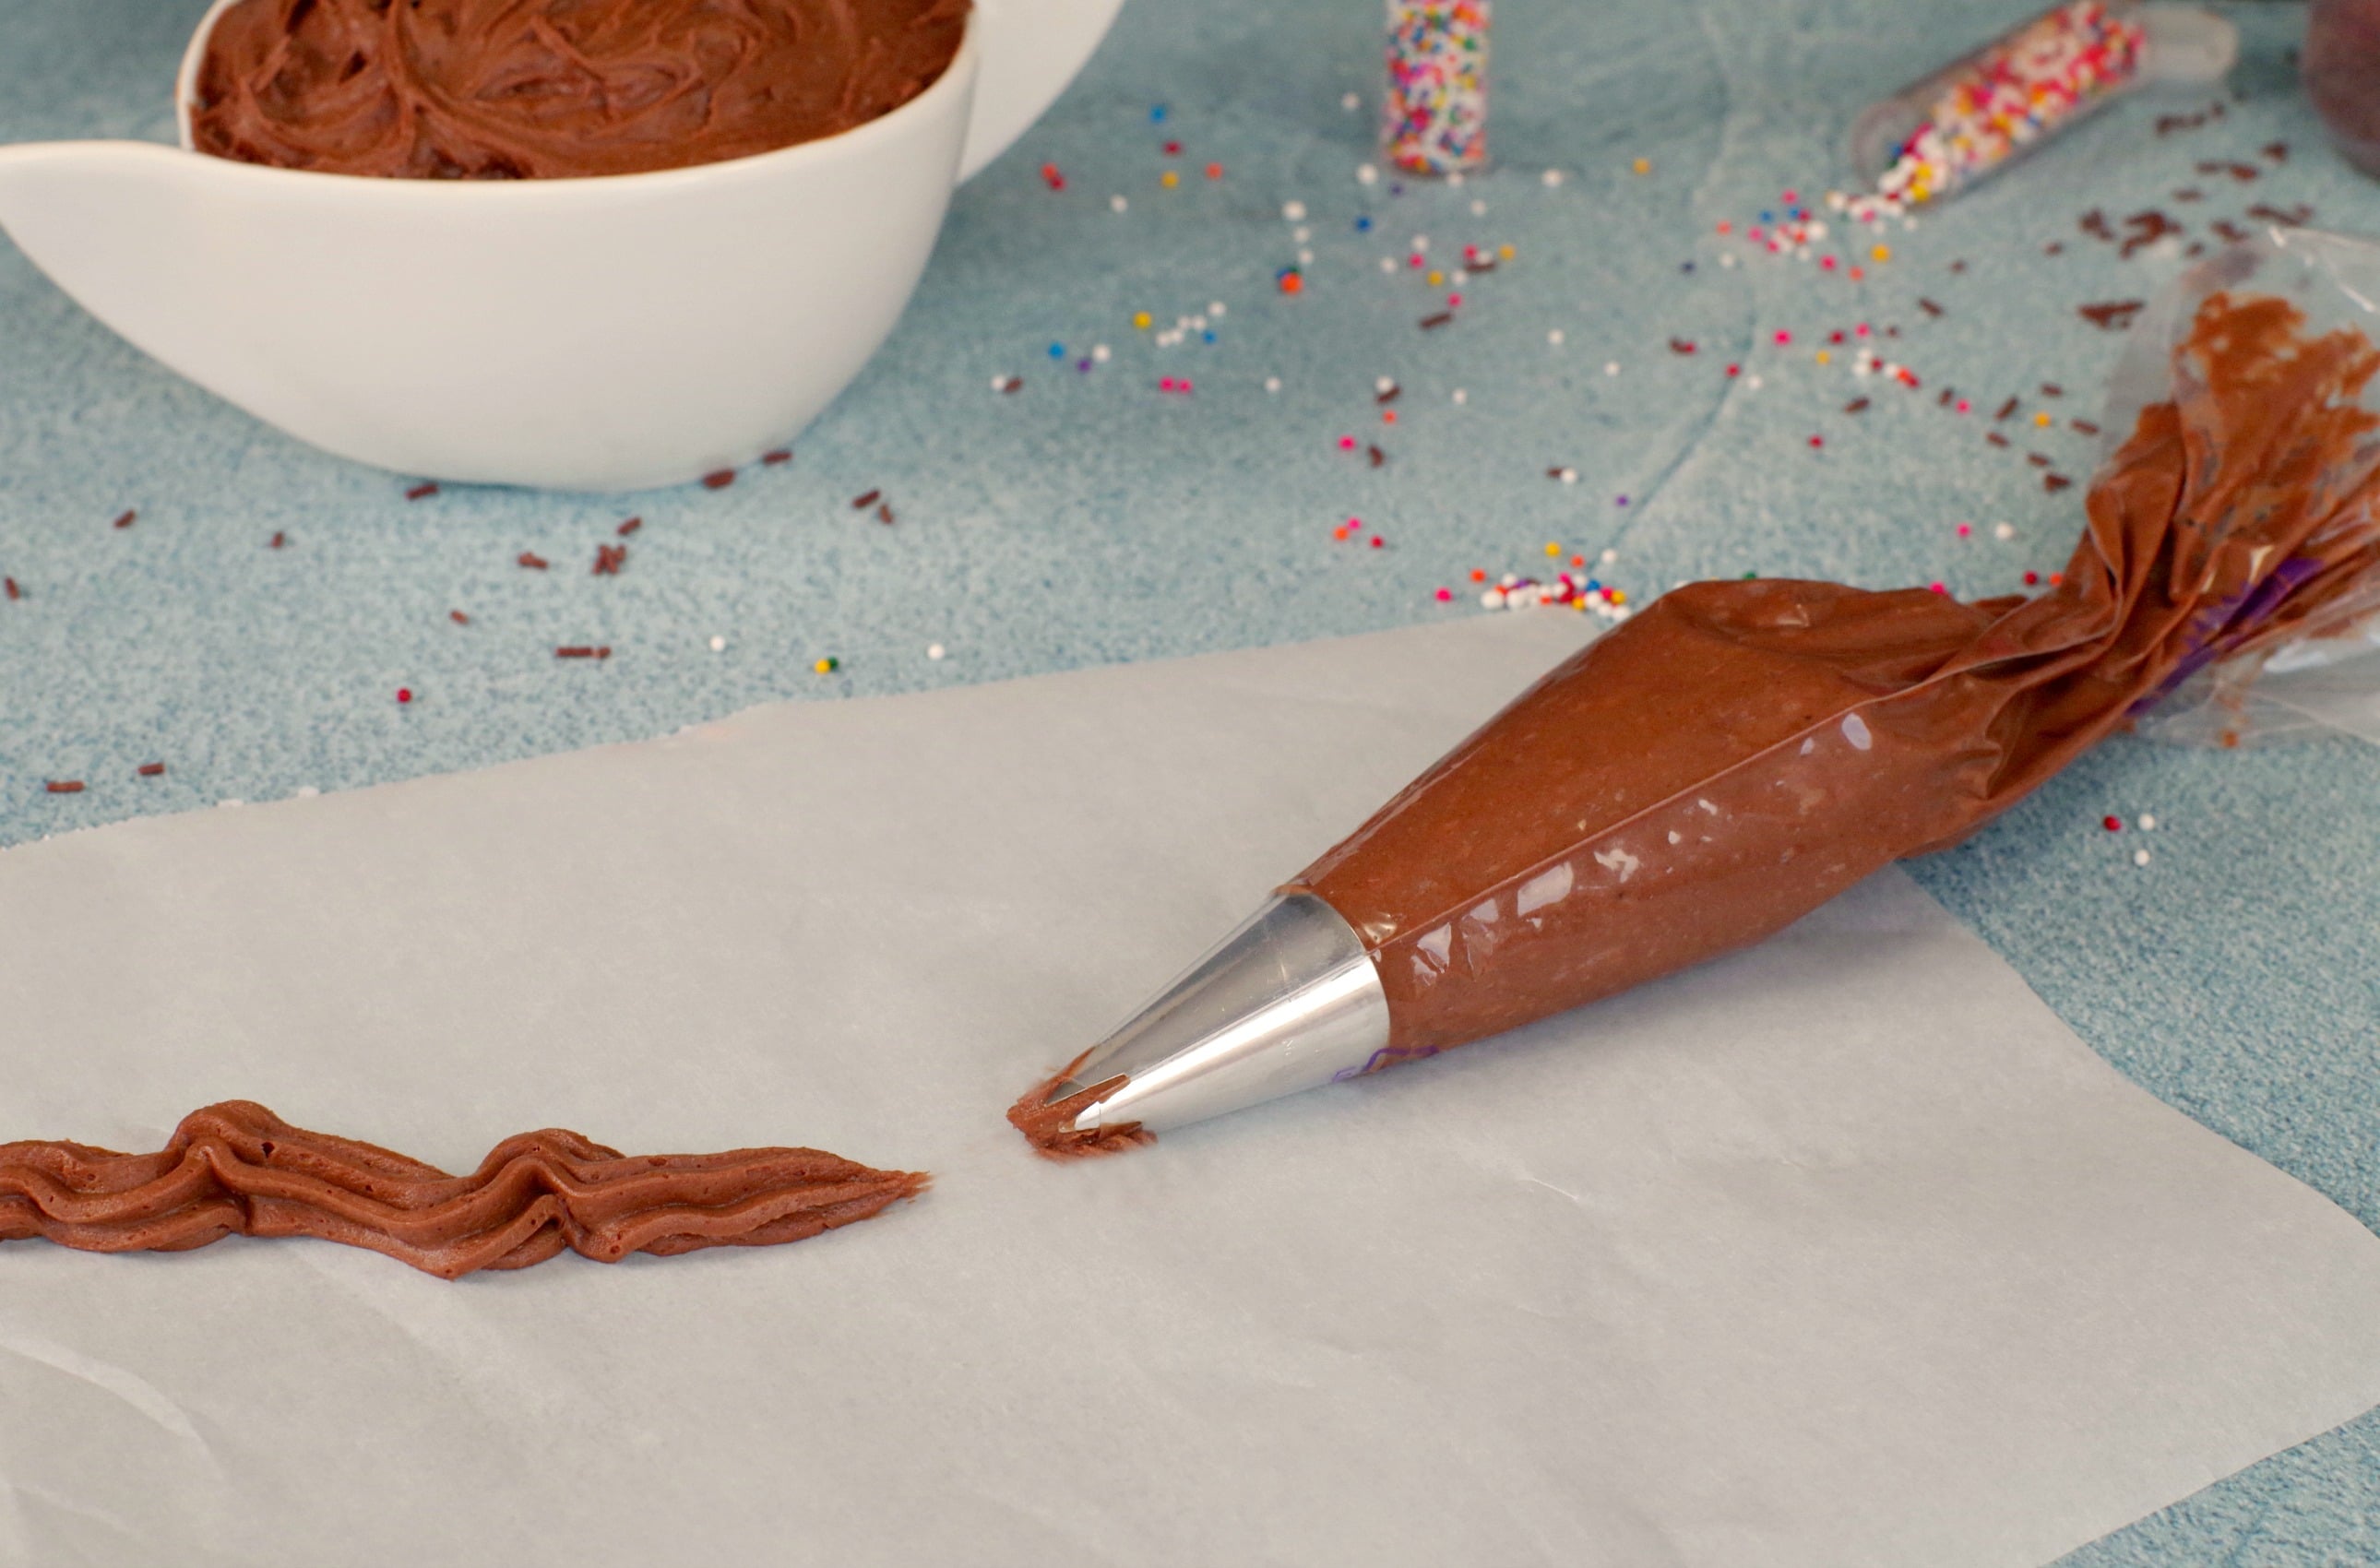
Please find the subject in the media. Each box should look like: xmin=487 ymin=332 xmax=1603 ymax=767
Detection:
xmin=3 ymin=611 xmax=2378 ymax=1568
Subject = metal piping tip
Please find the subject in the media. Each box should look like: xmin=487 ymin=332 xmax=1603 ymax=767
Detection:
xmin=1058 ymin=894 xmax=1391 ymax=1136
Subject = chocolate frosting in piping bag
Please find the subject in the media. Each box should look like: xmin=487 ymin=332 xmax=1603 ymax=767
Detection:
xmin=190 ymin=0 xmax=970 ymax=179
xmin=1286 ymin=276 xmax=2380 ymax=1070
xmin=1012 ymin=247 xmax=2380 ymax=1150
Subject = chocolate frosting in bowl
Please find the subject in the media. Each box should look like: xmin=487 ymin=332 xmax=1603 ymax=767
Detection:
xmin=189 ymin=0 xmax=970 ymax=179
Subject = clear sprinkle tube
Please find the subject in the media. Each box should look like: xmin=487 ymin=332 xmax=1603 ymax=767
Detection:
xmin=1850 ymin=0 xmax=2149 ymax=210
xmin=1384 ymin=0 xmax=1491 ymax=176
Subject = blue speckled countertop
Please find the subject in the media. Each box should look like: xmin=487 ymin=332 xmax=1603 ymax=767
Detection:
xmin=0 ymin=1 xmax=2374 ymax=1560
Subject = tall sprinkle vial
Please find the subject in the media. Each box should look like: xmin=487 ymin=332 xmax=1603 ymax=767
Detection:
xmin=1384 ymin=0 xmax=1489 ymax=176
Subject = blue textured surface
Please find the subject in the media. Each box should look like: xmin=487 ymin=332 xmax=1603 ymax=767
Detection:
xmin=1 ymin=1 xmax=2375 ymax=1560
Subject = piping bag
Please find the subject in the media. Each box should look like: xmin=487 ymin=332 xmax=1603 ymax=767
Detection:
xmin=1011 ymin=230 xmax=2380 ymax=1157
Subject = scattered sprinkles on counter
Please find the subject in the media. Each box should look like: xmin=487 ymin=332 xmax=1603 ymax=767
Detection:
xmin=18 ymin=85 xmax=2328 ymax=814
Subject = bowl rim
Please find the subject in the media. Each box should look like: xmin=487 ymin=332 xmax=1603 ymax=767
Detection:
xmin=172 ymin=0 xmax=979 ymax=196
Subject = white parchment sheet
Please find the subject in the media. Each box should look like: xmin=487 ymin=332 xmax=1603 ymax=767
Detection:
xmin=2 ymin=610 xmax=2377 ymax=1568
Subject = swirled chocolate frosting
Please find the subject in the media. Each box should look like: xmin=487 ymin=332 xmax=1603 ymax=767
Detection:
xmin=1 ymin=1101 xmax=926 ymax=1277
xmin=189 ymin=0 xmax=969 ymax=180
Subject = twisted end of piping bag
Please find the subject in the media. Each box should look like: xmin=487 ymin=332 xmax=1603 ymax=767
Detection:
xmin=1010 ymin=233 xmax=2380 ymax=1157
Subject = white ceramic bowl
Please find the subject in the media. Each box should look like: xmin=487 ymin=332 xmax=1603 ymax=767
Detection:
xmin=0 ymin=0 xmax=1118 ymax=492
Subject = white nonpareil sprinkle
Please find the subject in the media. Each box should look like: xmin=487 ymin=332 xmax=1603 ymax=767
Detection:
xmin=1341 ymin=91 xmax=1361 ymax=111
xmin=1282 ymin=200 xmax=1307 ymax=221
xmin=2133 ymin=848 xmax=2152 ymax=867
xmin=1411 ymin=234 xmax=1430 ymax=253
xmin=1603 ymin=361 xmax=1619 ymax=376
xmin=1447 ymin=172 xmax=1465 ymax=187
xmin=1208 ymin=302 xmax=1226 ymax=317
xmin=989 ymin=374 xmax=1007 ymax=391
xmin=1541 ymin=168 xmax=1564 ymax=187
xmin=1470 ymin=198 xmax=1487 ymax=216
xmin=2138 ymin=814 xmax=2158 ymax=831
xmin=1746 ymin=374 xmax=1764 ymax=390
xmin=1357 ymin=164 xmax=1378 ymax=185
xmin=1558 ymin=468 xmax=1577 ymax=483
xmin=1601 ymin=547 xmax=1619 ymax=564
xmin=1264 ymin=376 xmax=1281 ymax=393
xmin=1379 ymin=256 xmax=1397 ymax=272
xmin=1452 ymin=387 xmax=1468 ymax=404
xmin=1297 ymin=248 xmax=1315 ymax=265
xmin=1994 ymin=522 xmax=2016 ymax=540
xmin=1720 ymin=254 xmax=1737 ymax=267
xmin=1548 ymin=329 xmax=1565 ymax=345
xmin=1375 ymin=375 xmax=1396 ymax=393
xmin=1293 ymin=226 xmax=1311 ymax=244
xmin=1109 ymin=195 xmax=1127 ymax=213
xmin=708 ymin=635 xmax=726 ymax=652
xmin=1092 ymin=343 xmax=1111 ymax=362
xmin=927 ymin=644 xmax=946 ymax=660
